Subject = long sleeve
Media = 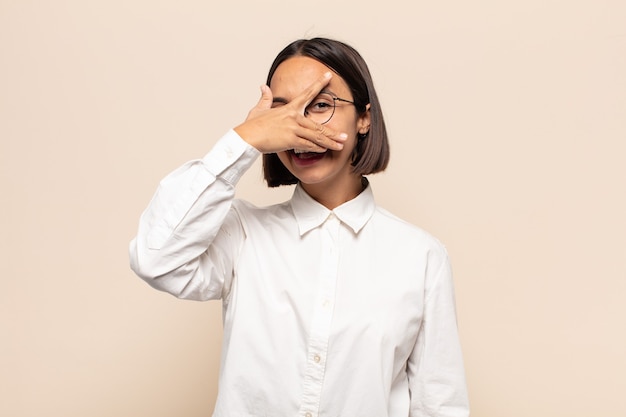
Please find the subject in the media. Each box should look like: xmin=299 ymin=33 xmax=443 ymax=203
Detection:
xmin=407 ymin=249 xmax=470 ymax=417
xmin=129 ymin=130 xmax=261 ymax=300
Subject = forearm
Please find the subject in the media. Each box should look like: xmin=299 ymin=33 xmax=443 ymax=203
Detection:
xmin=129 ymin=130 xmax=260 ymax=299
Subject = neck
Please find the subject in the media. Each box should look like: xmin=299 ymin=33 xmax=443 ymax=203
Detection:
xmin=301 ymin=175 xmax=365 ymax=210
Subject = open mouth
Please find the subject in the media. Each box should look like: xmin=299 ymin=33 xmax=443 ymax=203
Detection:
xmin=290 ymin=149 xmax=327 ymax=164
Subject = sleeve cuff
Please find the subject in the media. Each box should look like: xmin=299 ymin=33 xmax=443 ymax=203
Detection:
xmin=202 ymin=129 xmax=261 ymax=185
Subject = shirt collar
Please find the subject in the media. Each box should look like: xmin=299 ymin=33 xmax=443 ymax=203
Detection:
xmin=290 ymin=178 xmax=376 ymax=236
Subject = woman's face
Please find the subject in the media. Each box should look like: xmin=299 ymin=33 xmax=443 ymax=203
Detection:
xmin=270 ymin=56 xmax=370 ymax=191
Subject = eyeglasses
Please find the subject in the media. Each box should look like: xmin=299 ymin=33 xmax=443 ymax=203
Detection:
xmin=304 ymin=91 xmax=355 ymax=125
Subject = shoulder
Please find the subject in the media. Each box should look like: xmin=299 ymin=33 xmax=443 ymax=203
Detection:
xmin=231 ymin=198 xmax=293 ymax=226
xmin=232 ymin=198 xmax=291 ymax=214
xmin=372 ymin=205 xmax=449 ymax=260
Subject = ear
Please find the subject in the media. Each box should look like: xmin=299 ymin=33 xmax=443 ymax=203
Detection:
xmin=357 ymin=103 xmax=371 ymax=135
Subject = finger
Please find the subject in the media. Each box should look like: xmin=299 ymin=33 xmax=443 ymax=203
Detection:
xmin=296 ymin=119 xmax=347 ymax=151
xmin=254 ymin=84 xmax=273 ymax=111
xmin=301 ymin=116 xmax=348 ymax=142
xmin=291 ymin=71 xmax=333 ymax=110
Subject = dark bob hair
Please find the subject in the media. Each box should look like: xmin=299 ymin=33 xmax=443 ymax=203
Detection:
xmin=263 ymin=38 xmax=390 ymax=187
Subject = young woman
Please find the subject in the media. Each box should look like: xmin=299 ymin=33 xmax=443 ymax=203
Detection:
xmin=130 ymin=38 xmax=469 ymax=417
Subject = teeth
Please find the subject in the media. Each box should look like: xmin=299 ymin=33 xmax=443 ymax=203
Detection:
xmin=293 ymin=149 xmax=307 ymax=154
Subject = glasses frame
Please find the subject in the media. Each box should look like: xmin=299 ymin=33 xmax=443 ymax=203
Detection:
xmin=305 ymin=90 xmax=355 ymax=125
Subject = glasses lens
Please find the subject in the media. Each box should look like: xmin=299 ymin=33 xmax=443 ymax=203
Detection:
xmin=305 ymin=93 xmax=335 ymax=124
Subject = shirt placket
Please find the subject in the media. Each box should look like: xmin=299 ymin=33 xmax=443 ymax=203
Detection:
xmin=299 ymin=213 xmax=341 ymax=417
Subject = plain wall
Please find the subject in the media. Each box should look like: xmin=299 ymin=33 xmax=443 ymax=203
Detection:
xmin=1 ymin=1 xmax=625 ymax=416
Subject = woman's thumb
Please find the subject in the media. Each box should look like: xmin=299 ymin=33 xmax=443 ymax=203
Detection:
xmin=256 ymin=85 xmax=273 ymax=109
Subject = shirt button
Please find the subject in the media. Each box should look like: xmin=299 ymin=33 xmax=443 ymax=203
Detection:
xmin=305 ymin=413 xmax=312 ymax=417
xmin=314 ymin=354 xmax=321 ymax=363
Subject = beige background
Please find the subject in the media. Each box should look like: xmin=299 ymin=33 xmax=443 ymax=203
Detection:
xmin=1 ymin=1 xmax=625 ymax=416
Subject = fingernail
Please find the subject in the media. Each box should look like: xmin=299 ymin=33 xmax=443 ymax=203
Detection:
xmin=324 ymin=71 xmax=332 ymax=79
xmin=338 ymin=133 xmax=348 ymax=140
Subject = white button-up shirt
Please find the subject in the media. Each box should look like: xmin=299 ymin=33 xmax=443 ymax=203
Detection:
xmin=129 ymin=130 xmax=469 ymax=417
